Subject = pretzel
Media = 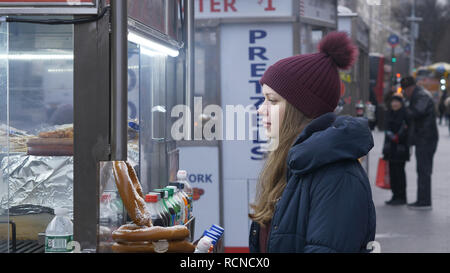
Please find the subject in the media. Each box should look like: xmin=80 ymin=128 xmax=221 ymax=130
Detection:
xmin=112 ymin=224 xmax=189 ymax=243
xmin=112 ymin=161 xmax=151 ymax=227
xmin=111 ymin=240 xmax=195 ymax=253
xmin=112 ymin=161 xmax=192 ymax=248
xmin=38 ymin=127 xmax=73 ymax=139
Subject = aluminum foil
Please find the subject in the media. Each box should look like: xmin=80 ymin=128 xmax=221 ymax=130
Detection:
xmin=99 ymin=161 xmax=114 ymax=196
xmin=0 ymin=143 xmax=138 ymax=219
xmin=127 ymin=143 xmax=139 ymax=168
xmin=0 ymin=154 xmax=73 ymax=215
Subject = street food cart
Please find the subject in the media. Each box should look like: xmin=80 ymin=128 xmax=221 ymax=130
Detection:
xmin=0 ymin=0 xmax=198 ymax=253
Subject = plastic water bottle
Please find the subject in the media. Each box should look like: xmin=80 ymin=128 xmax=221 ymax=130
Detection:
xmin=145 ymin=193 xmax=166 ymax=227
xmin=164 ymin=187 xmax=181 ymax=225
xmin=177 ymin=170 xmax=193 ymax=219
xmin=194 ymin=236 xmax=214 ymax=253
xmin=150 ymin=191 xmax=171 ymax=227
xmin=167 ymin=185 xmax=184 ymax=225
xmin=180 ymin=183 xmax=190 ymax=223
xmin=169 ymin=182 xmax=191 ymax=223
xmin=169 ymin=182 xmax=187 ymax=223
xmin=45 ymin=208 xmax=74 ymax=253
xmin=195 ymin=229 xmax=222 ymax=254
xmin=154 ymin=189 xmax=175 ymax=226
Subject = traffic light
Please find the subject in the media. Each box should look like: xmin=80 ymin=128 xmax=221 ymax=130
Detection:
xmin=396 ymin=74 xmax=402 ymax=93
xmin=392 ymin=56 xmax=397 ymax=63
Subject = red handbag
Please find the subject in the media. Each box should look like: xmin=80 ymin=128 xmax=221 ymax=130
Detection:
xmin=376 ymin=158 xmax=391 ymax=189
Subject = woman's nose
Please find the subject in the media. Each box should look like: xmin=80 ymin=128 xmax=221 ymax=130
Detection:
xmin=257 ymin=101 xmax=267 ymax=116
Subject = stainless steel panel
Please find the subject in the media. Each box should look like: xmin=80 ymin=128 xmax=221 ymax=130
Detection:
xmin=73 ymin=3 xmax=110 ymax=251
xmin=110 ymin=0 xmax=128 ymax=161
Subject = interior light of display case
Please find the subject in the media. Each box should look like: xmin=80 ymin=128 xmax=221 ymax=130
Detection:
xmin=128 ymin=32 xmax=179 ymax=58
xmin=140 ymin=47 xmax=164 ymax=57
xmin=48 ymin=68 xmax=74 ymax=73
xmin=48 ymin=65 xmax=141 ymax=73
xmin=152 ymin=105 xmax=167 ymax=113
xmin=0 ymin=54 xmax=73 ymax=60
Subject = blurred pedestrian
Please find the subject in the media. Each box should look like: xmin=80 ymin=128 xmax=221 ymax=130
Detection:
xmin=401 ymin=76 xmax=439 ymax=210
xmin=249 ymin=32 xmax=376 ymax=253
xmin=383 ymin=87 xmax=396 ymax=110
xmin=48 ymin=104 xmax=74 ymax=126
xmin=445 ymin=96 xmax=450 ymax=134
xmin=383 ymin=93 xmax=411 ymax=205
xmin=438 ymin=92 xmax=447 ymax=125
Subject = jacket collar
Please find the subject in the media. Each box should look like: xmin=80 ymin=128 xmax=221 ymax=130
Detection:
xmin=288 ymin=113 xmax=374 ymax=176
xmin=292 ymin=112 xmax=337 ymax=147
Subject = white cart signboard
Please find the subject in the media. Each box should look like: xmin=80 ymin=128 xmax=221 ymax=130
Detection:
xmin=195 ymin=0 xmax=293 ymax=19
xmin=220 ymin=23 xmax=293 ymax=251
xmin=0 ymin=0 xmax=98 ymax=14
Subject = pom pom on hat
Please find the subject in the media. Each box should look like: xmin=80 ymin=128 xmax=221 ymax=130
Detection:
xmin=259 ymin=31 xmax=359 ymax=118
xmin=318 ymin=31 xmax=359 ymax=70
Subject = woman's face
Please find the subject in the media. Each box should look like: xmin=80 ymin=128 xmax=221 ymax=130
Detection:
xmin=391 ymin=99 xmax=402 ymax=111
xmin=257 ymin=85 xmax=287 ymax=138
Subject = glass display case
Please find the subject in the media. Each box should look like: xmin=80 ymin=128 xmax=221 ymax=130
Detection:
xmin=97 ymin=28 xmax=185 ymax=253
xmin=127 ymin=39 xmax=172 ymax=193
xmin=0 ymin=19 xmax=74 ymax=253
xmin=0 ymin=0 xmax=189 ymax=253
xmin=0 ymin=6 xmax=185 ymax=253
xmin=126 ymin=0 xmax=183 ymax=195
xmin=0 ymin=17 xmax=8 ymax=252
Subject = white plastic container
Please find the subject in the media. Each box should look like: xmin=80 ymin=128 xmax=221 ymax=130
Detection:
xmin=177 ymin=170 xmax=193 ymax=220
xmin=45 ymin=208 xmax=74 ymax=253
xmin=194 ymin=236 xmax=213 ymax=253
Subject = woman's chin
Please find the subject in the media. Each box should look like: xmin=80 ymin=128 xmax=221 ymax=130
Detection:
xmin=264 ymin=127 xmax=272 ymax=138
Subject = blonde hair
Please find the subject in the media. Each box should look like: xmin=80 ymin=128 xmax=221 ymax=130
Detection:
xmin=249 ymin=102 xmax=312 ymax=226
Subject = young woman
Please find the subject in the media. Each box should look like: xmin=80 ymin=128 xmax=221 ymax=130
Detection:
xmin=383 ymin=94 xmax=411 ymax=205
xmin=248 ymin=32 xmax=376 ymax=253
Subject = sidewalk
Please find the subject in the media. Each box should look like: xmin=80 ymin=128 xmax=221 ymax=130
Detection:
xmin=368 ymin=123 xmax=450 ymax=253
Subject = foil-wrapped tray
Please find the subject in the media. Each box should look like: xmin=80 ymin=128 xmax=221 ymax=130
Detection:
xmin=0 ymin=154 xmax=73 ymax=214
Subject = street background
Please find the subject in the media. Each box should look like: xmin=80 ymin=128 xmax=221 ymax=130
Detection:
xmin=369 ymin=123 xmax=450 ymax=253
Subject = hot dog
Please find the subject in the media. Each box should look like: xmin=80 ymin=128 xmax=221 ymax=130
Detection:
xmin=112 ymin=224 xmax=190 ymax=243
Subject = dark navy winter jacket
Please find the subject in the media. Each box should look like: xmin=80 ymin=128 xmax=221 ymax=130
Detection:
xmin=249 ymin=113 xmax=376 ymax=253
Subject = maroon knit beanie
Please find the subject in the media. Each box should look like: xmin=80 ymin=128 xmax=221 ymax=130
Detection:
xmin=260 ymin=31 xmax=359 ymax=119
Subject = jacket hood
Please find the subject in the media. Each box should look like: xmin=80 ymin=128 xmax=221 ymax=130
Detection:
xmin=287 ymin=113 xmax=374 ymax=175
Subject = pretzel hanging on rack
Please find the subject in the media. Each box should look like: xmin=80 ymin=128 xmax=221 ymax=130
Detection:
xmin=112 ymin=161 xmax=152 ymax=227
xmin=111 ymin=161 xmax=193 ymax=253
xmin=112 ymin=224 xmax=190 ymax=243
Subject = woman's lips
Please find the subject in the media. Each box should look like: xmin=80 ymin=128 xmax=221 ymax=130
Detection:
xmin=263 ymin=122 xmax=272 ymax=128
